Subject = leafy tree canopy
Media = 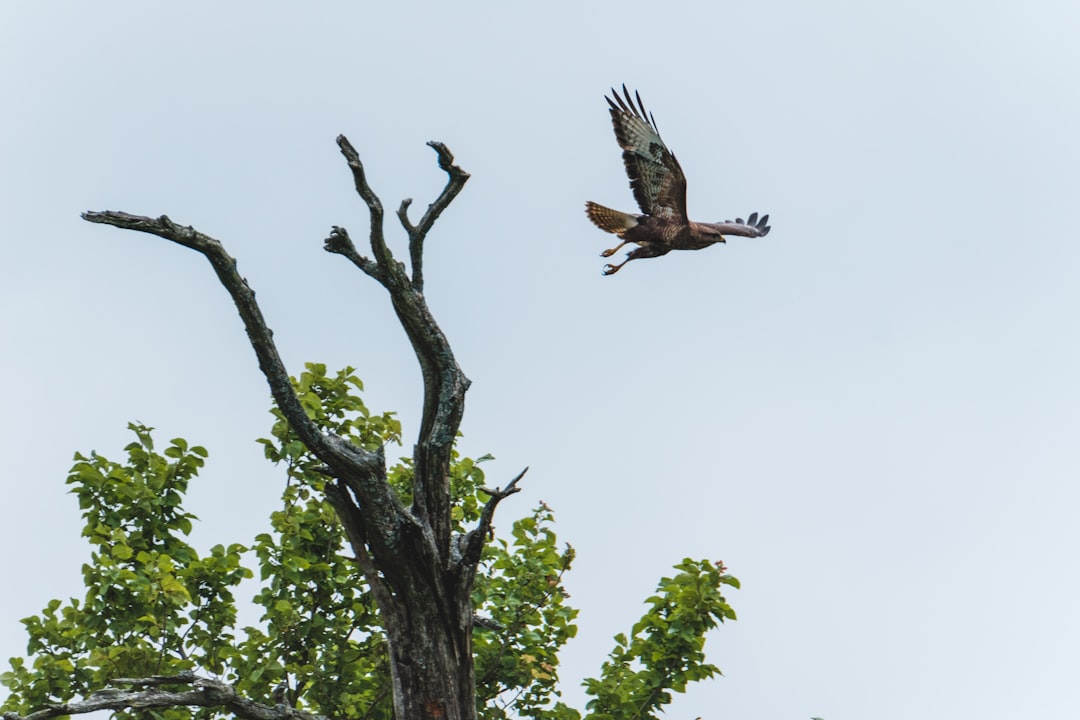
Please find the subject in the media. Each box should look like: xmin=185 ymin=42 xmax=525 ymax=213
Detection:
xmin=1 ymin=364 xmax=738 ymax=720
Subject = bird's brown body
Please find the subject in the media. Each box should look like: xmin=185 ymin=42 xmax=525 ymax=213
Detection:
xmin=586 ymin=86 xmax=771 ymax=275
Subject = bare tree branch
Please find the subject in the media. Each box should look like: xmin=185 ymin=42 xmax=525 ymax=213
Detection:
xmin=412 ymin=143 xmax=471 ymax=242
xmin=397 ymin=142 xmax=470 ymax=292
xmin=396 ymin=198 xmax=417 ymax=280
xmin=0 ymin=674 xmax=327 ymax=720
xmin=80 ymin=211 xmax=407 ymax=541
xmin=334 ymin=135 xmax=400 ymax=281
xmin=459 ymin=468 xmax=527 ymax=568
xmin=327 ymin=135 xmax=472 ymax=563
xmin=324 ymin=225 xmax=379 ymax=279
xmin=81 ymin=212 xmax=338 ymax=462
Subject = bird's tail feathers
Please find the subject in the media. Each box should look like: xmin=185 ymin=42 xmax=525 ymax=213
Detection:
xmin=585 ymin=201 xmax=638 ymax=235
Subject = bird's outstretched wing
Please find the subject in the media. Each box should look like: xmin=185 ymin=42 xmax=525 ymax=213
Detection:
xmin=712 ymin=212 xmax=772 ymax=238
xmin=607 ymin=85 xmax=688 ymax=222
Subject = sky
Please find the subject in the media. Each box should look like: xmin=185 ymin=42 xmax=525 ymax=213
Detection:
xmin=2 ymin=1 xmax=1080 ymax=718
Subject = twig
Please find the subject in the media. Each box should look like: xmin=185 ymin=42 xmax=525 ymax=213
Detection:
xmin=461 ymin=468 xmax=528 ymax=566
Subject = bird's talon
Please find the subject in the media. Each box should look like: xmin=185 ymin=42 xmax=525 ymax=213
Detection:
xmin=600 ymin=249 xmax=616 ymax=257
xmin=602 ymin=264 xmax=618 ymax=275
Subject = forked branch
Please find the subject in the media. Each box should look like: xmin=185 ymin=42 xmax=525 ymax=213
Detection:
xmin=330 ymin=138 xmax=469 ymax=294
xmin=398 ymin=141 xmax=470 ymax=291
xmin=327 ymin=135 xmax=474 ymax=559
xmin=460 ymin=467 xmax=528 ymax=567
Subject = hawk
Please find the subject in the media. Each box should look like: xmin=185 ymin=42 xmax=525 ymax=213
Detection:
xmin=586 ymin=85 xmax=771 ymax=275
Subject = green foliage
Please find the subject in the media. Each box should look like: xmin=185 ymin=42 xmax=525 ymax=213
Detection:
xmin=473 ymin=502 xmax=577 ymax=719
xmin=242 ymin=364 xmax=402 ymax=717
xmin=0 ymin=423 xmax=249 ymax=720
xmin=1 ymin=363 xmax=737 ymax=720
xmin=581 ymin=559 xmax=739 ymax=720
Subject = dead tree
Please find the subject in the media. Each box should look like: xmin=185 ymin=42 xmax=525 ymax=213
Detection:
xmin=81 ymin=136 xmax=521 ymax=720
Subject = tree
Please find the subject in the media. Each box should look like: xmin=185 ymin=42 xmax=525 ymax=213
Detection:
xmin=1 ymin=136 xmax=738 ymax=720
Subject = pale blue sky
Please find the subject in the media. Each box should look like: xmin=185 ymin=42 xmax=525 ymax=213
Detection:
xmin=3 ymin=2 xmax=1080 ymax=718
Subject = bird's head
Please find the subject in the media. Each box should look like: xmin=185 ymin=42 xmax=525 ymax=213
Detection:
xmin=701 ymin=226 xmax=727 ymax=244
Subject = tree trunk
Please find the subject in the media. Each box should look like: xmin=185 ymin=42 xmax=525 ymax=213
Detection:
xmin=327 ymin=466 xmax=482 ymax=720
xmin=382 ymin=562 xmax=474 ymax=720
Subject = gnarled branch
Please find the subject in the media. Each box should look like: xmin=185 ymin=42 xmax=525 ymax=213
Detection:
xmin=80 ymin=212 xmax=336 ymax=464
xmin=0 ymin=673 xmax=326 ymax=720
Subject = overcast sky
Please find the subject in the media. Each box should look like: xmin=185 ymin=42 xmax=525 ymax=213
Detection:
xmin=3 ymin=2 xmax=1080 ymax=718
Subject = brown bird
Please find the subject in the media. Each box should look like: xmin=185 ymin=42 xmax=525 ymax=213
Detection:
xmin=586 ymin=85 xmax=771 ymax=275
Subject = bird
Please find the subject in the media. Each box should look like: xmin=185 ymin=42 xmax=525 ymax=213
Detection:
xmin=586 ymin=85 xmax=771 ymax=275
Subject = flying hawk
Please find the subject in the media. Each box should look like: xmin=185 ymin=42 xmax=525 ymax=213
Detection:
xmin=586 ymin=85 xmax=771 ymax=275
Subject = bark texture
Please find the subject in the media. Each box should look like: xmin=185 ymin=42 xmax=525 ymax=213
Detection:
xmin=82 ymin=136 xmax=520 ymax=720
